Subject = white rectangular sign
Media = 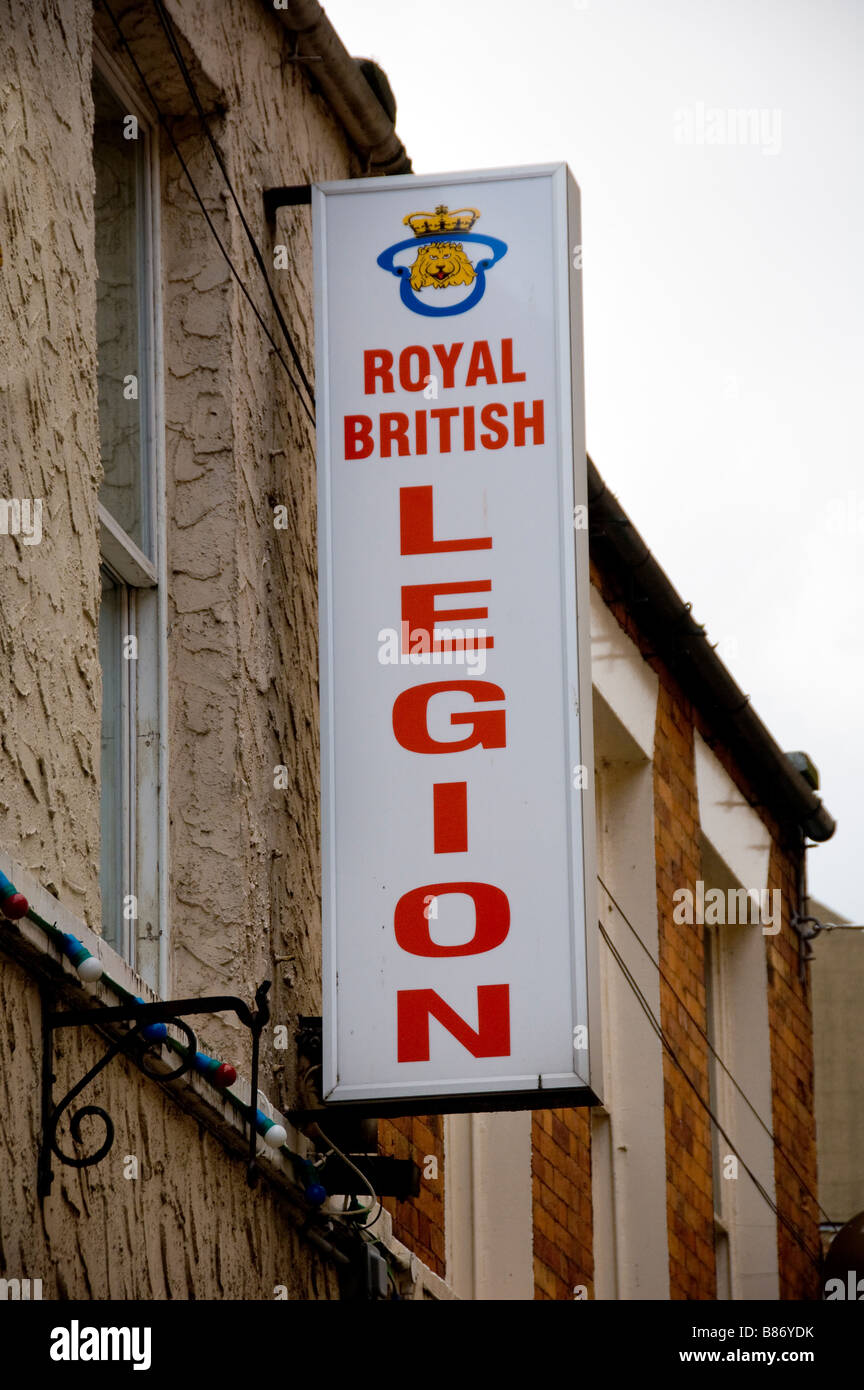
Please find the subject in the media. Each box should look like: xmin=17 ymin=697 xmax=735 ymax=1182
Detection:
xmin=314 ymin=164 xmax=601 ymax=1109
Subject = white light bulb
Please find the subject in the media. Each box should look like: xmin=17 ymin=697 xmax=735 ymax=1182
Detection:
xmin=264 ymin=1123 xmax=287 ymax=1148
xmin=77 ymin=956 xmax=104 ymax=982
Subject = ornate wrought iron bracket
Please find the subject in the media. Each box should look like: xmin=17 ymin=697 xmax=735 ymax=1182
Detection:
xmin=39 ymin=981 xmax=271 ymax=1198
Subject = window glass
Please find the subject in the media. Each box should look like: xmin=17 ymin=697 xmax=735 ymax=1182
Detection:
xmin=93 ymin=54 xmax=162 ymax=983
xmin=93 ymin=70 xmax=151 ymax=556
xmin=98 ymin=566 xmax=127 ymax=951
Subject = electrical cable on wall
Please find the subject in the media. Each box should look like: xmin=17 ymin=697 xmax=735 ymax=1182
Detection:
xmin=598 ymin=920 xmax=823 ymax=1272
xmin=151 ymin=0 xmax=316 ymax=414
xmin=306 ymin=1121 xmax=385 ymax=1231
xmin=597 ymin=873 xmax=834 ymax=1228
xmin=795 ymin=914 xmax=864 ymax=934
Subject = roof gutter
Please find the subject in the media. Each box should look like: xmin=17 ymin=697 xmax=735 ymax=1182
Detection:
xmin=587 ymin=457 xmax=836 ymax=842
xmin=263 ymin=0 xmax=412 ymax=175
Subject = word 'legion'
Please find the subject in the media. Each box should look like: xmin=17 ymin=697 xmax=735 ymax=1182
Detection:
xmin=344 ymin=337 xmax=546 ymax=460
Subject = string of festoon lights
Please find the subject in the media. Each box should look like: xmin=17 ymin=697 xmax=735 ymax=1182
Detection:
xmin=0 ymin=869 xmax=305 ymax=1163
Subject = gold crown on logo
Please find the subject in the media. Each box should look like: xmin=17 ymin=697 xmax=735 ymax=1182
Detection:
xmin=403 ymin=204 xmax=480 ymax=237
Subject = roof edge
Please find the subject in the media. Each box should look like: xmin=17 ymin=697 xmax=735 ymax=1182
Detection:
xmin=263 ymin=0 xmax=412 ymax=175
xmin=587 ymin=457 xmax=835 ymax=842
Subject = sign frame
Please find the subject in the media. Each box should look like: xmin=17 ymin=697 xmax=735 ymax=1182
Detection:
xmin=313 ymin=163 xmax=602 ymax=1114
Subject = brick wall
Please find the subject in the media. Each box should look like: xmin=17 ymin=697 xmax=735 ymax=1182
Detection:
xmin=379 ymin=1115 xmax=445 ymax=1277
xmin=532 ymin=1108 xmax=593 ymax=1299
xmin=653 ymin=679 xmax=717 ymax=1299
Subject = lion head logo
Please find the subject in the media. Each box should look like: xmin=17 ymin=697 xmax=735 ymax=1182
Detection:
xmin=409 ymin=241 xmax=477 ymax=292
xmin=377 ymin=204 xmax=508 ymax=318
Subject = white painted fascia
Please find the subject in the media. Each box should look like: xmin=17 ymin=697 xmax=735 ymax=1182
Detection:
xmin=694 ymin=732 xmax=771 ymax=889
xmin=590 ymin=584 xmax=658 ymax=761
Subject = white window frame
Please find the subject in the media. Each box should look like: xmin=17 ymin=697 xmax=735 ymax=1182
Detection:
xmin=588 ymin=589 xmax=668 ymax=1301
xmin=591 ymin=691 xmax=669 ymax=1301
xmin=695 ymin=734 xmax=779 ymax=1301
xmin=443 ymin=1111 xmax=534 ymax=1300
xmin=702 ymin=905 xmax=733 ymax=1299
xmin=93 ymin=38 xmax=168 ymax=995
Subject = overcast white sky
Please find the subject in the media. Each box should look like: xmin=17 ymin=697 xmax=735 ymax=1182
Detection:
xmin=323 ymin=0 xmax=863 ymax=920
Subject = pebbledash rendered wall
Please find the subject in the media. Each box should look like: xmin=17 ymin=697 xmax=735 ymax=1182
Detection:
xmin=0 ymin=0 xmax=822 ymax=1302
xmin=0 ymin=0 xmax=358 ymax=1300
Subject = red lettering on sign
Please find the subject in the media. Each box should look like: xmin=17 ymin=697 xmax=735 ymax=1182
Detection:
xmin=344 ymin=403 xmax=545 ymax=457
xmin=395 ymin=882 xmax=508 ymax=956
xmin=399 ymin=346 xmax=431 ymax=393
xmin=402 ymin=580 xmax=493 ymax=652
xmin=358 ymin=331 xmax=533 ymax=1078
xmin=380 ymin=412 xmax=411 ymax=458
xmin=397 ymin=985 xmax=511 ymax=1060
xmin=344 ymin=414 xmax=374 ymax=460
xmin=364 ymin=350 xmax=394 ymax=394
xmin=429 ymin=407 xmax=459 ymax=453
xmin=465 ymin=339 xmax=497 ymax=387
xmin=513 ymin=399 xmax=545 ymax=447
xmin=392 ymin=681 xmax=506 ymax=754
xmin=479 ymin=403 xmax=508 ymax=449
xmin=415 ymin=410 xmax=427 ymax=455
xmin=433 ymin=782 xmax=468 ymax=853
xmin=364 ymin=340 xmax=525 ymax=395
xmin=463 ymin=405 xmax=476 ymax=451
xmin=431 ymin=341 xmax=464 ymax=389
xmin=400 ymin=486 xmax=491 ymax=556
xmin=501 ymin=337 xmax=526 ymax=383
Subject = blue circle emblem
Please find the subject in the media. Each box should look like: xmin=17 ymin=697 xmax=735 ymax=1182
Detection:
xmin=377 ymin=232 xmax=508 ymax=317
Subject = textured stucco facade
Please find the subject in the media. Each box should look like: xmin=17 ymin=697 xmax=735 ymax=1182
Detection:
xmin=0 ymin=0 xmax=365 ymax=1300
xmin=2 ymin=0 xmax=103 ymax=929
